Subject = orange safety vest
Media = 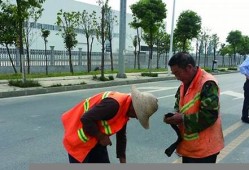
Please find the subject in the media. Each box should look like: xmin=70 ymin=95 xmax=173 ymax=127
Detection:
xmin=176 ymin=68 xmax=224 ymax=158
xmin=61 ymin=91 xmax=132 ymax=162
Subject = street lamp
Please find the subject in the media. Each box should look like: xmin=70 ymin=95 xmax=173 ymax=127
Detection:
xmin=168 ymin=0 xmax=176 ymax=76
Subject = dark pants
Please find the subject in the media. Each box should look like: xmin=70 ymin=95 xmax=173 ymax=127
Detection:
xmin=182 ymin=152 xmax=219 ymax=163
xmin=242 ymin=79 xmax=249 ymax=119
xmin=68 ymin=144 xmax=110 ymax=163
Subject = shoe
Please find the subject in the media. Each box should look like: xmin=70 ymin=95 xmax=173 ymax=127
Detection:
xmin=241 ymin=117 xmax=249 ymax=123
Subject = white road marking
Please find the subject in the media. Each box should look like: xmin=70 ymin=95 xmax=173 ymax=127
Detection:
xmin=172 ymin=121 xmax=245 ymax=163
xmin=157 ymin=94 xmax=175 ymax=99
xmin=172 ymin=121 xmax=244 ymax=163
xmin=217 ymin=126 xmax=249 ymax=163
xmin=221 ymin=91 xmax=244 ymax=99
xmin=222 ymin=121 xmax=243 ymax=136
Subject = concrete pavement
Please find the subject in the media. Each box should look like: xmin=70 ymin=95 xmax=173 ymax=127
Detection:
xmin=0 ymin=72 xmax=175 ymax=98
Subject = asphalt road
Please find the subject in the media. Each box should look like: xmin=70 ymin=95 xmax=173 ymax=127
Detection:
xmin=0 ymin=72 xmax=248 ymax=169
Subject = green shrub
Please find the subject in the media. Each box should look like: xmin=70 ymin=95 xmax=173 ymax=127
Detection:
xmin=92 ymin=75 xmax=98 ymax=80
xmin=108 ymin=75 xmax=114 ymax=80
xmin=141 ymin=72 xmax=158 ymax=77
xmin=227 ymin=67 xmax=237 ymax=70
xmin=50 ymin=84 xmax=62 ymax=87
xmin=8 ymin=79 xmax=41 ymax=88
xmin=99 ymin=76 xmax=109 ymax=81
xmin=218 ymin=68 xmax=227 ymax=72
xmin=203 ymin=67 xmax=211 ymax=73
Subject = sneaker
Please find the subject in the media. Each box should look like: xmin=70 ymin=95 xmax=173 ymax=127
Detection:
xmin=241 ymin=117 xmax=249 ymax=123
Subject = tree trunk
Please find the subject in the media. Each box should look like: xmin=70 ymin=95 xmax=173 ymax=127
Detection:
xmin=68 ymin=48 xmax=74 ymax=74
xmin=26 ymin=46 xmax=30 ymax=74
xmin=137 ymin=28 xmax=141 ymax=69
xmin=89 ymin=37 xmax=94 ymax=71
xmin=134 ymin=45 xmax=137 ymax=69
xmin=6 ymin=44 xmax=17 ymax=73
xmin=45 ymin=40 xmax=48 ymax=75
xmin=16 ymin=0 xmax=26 ymax=82
xmin=109 ymin=37 xmax=113 ymax=71
xmin=86 ymin=35 xmax=90 ymax=72
xmin=100 ymin=6 xmax=105 ymax=79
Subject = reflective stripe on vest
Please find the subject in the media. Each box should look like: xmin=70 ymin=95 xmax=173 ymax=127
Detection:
xmin=180 ymin=92 xmax=201 ymax=141
xmin=77 ymin=91 xmax=112 ymax=142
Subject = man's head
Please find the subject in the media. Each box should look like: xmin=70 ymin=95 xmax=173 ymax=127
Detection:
xmin=168 ymin=52 xmax=197 ymax=85
xmin=130 ymin=85 xmax=158 ymax=129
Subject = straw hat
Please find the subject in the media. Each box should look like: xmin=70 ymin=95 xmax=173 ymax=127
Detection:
xmin=131 ymin=85 xmax=158 ymax=129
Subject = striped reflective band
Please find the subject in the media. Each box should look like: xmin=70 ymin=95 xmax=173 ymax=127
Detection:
xmin=180 ymin=93 xmax=201 ymax=113
xmin=101 ymin=120 xmax=112 ymax=135
xmin=84 ymin=98 xmax=90 ymax=111
xmin=180 ymin=93 xmax=201 ymax=141
xmin=78 ymin=128 xmax=89 ymax=142
xmin=102 ymin=91 xmax=111 ymax=99
xmin=78 ymin=92 xmax=112 ymax=142
xmin=77 ymin=98 xmax=91 ymax=143
xmin=101 ymin=92 xmax=112 ymax=135
xmin=183 ymin=132 xmax=199 ymax=141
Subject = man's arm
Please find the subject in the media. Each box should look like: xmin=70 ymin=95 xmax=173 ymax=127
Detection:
xmin=80 ymin=98 xmax=119 ymax=145
xmin=183 ymin=81 xmax=219 ymax=134
xmin=116 ymin=124 xmax=127 ymax=163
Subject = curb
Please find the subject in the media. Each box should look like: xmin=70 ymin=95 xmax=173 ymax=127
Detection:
xmin=0 ymin=71 xmax=239 ymax=99
xmin=0 ymin=76 xmax=175 ymax=98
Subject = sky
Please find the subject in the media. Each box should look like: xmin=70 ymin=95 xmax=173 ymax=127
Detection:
xmin=76 ymin=0 xmax=248 ymax=43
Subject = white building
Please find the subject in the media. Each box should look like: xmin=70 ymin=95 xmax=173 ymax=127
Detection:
xmin=24 ymin=0 xmax=140 ymax=53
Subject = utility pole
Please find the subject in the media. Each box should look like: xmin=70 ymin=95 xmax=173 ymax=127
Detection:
xmin=168 ymin=0 xmax=176 ymax=76
xmin=116 ymin=0 xmax=127 ymax=78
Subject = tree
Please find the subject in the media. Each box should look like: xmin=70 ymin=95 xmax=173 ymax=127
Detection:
xmin=154 ymin=25 xmax=170 ymax=69
xmin=77 ymin=10 xmax=98 ymax=72
xmin=210 ymin=34 xmax=219 ymax=71
xmin=226 ymin=30 xmax=243 ymax=66
xmin=174 ymin=10 xmax=201 ymax=52
xmin=219 ymin=43 xmax=226 ymax=67
xmin=15 ymin=0 xmax=46 ymax=82
xmin=237 ymin=35 xmax=249 ymax=61
xmin=130 ymin=0 xmax=167 ymax=71
xmin=23 ymin=3 xmax=44 ymax=74
xmin=130 ymin=17 xmax=142 ymax=69
xmin=201 ymin=28 xmax=210 ymax=67
xmin=132 ymin=35 xmax=138 ymax=69
xmin=219 ymin=44 xmax=233 ymax=66
xmin=96 ymin=0 xmax=109 ymax=80
xmin=56 ymin=9 xmax=78 ymax=75
xmin=0 ymin=2 xmax=18 ymax=73
xmin=41 ymin=29 xmax=50 ymax=75
xmin=105 ymin=7 xmax=117 ymax=71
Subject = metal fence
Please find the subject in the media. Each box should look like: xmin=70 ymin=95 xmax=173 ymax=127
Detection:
xmin=0 ymin=47 xmax=239 ymax=74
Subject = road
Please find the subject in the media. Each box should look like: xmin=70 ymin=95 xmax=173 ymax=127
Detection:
xmin=0 ymin=72 xmax=248 ymax=169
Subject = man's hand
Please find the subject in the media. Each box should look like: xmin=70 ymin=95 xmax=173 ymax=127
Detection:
xmin=96 ymin=133 xmax=112 ymax=146
xmin=164 ymin=112 xmax=183 ymax=125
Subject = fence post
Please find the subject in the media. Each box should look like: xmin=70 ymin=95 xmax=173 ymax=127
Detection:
xmin=50 ymin=46 xmax=55 ymax=66
xmin=78 ymin=48 xmax=82 ymax=66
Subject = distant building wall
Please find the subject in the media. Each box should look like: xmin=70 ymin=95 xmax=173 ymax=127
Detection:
xmin=1 ymin=0 xmax=141 ymax=53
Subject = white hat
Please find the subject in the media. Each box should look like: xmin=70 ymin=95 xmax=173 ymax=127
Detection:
xmin=131 ymin=85 xmax=158 ymax=129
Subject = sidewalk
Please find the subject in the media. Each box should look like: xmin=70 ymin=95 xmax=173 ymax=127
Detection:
xmin=0 ymin=72 xmax=175 ymax=98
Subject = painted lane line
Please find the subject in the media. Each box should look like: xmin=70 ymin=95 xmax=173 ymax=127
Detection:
xmin=172 ymin=121 xmax=244 ymax=163
xmin=222 ymin=121 xmax=243 ymax=136
xmin=157 ymin=94 xmax=175 ymax=99
xmin=217 ymin=127 xmax=249 ymax=163
xmin=220 ymin=91 xmax=244 ymax=99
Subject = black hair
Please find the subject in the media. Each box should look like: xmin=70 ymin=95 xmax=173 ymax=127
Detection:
xmin=168 ymin=52 xmax=196 ymax=69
